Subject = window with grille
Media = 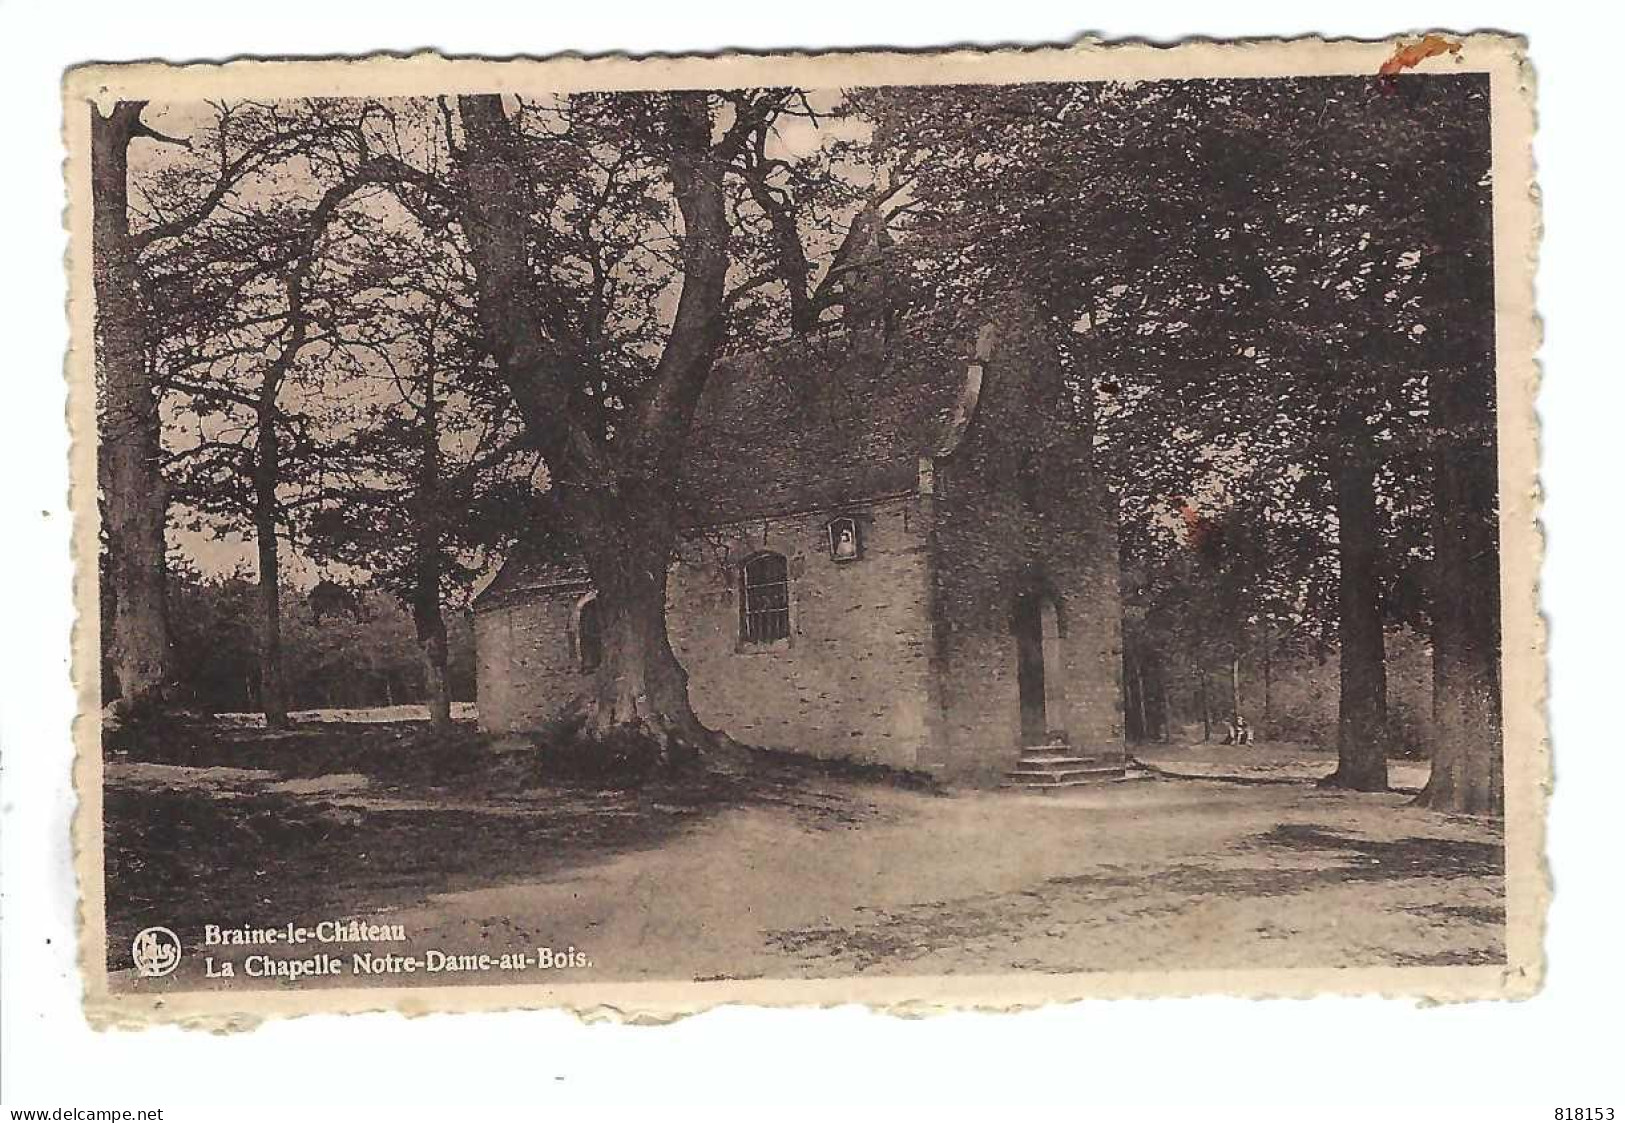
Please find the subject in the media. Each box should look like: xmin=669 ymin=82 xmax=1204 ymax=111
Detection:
xmin=741 ymin=552 xmax=790 ymax=643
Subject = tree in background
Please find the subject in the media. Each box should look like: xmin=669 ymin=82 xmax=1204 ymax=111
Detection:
xmin=93 ymin=100 xmax=318 ymax=714
xmin=302 ymin=215 xmax=539 ymax=729
xmin=164 ymin=562 xmax=477 ymax=715
xmin=145 ymin=102 xmax=427 ymax=728
xmin=864 ymin=76 xmax=1497 ymax=807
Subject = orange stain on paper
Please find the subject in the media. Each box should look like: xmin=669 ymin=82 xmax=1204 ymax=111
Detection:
xmin=1378 ymin=35 xmax=1463 ymax=76
xmin=1178 ymin=500 xmax=1214 ymax=551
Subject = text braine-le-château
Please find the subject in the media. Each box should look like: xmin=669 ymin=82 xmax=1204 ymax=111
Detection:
xmin=202 ymin=920 xmax=407 ymax=946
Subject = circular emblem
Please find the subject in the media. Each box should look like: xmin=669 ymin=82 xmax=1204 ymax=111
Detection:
xmin=131 ymin=926 xmax=182 ymax=978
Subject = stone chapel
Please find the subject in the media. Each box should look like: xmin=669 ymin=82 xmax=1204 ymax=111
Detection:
xmin=473 ymin=284 xmax=1127 ymax=786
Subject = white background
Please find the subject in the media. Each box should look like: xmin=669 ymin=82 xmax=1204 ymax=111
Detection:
xmin=1 ymin=1 xmax=1620 ymax=1113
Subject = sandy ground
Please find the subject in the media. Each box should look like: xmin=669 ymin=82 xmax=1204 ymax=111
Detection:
xmin=1133 ymin=739 xmax=1433 ymax=792
xmin=110 ymin=732 xmax=1502 ymax=992
xmin=371 ymin=781 xmax=1501 ymax=981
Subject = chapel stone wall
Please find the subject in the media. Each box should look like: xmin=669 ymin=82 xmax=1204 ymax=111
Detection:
xmin=929 ymin=307 xmax=1126 ymax=783
xmin=665 ymin=494 xmax=936 ymax=770
xmin=474 ymin=587 xmax=591 ymax=734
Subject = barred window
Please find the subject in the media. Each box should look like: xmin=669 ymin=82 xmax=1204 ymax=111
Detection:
xmin=741 ymin=552 xmax=790 ymax=643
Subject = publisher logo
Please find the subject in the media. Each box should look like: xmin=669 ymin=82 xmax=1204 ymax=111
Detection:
xmin=132 ymin=926 xmax=181 ymax=978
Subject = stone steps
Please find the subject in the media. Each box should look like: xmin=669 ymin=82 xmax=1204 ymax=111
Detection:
xmin=1017 ymin=752 xmax=1098 ymax=767
xmin=1003 ymin=743 xmax=1129 ymax=790
xmin=1003 ymin=764 xmax=1129 ymax=789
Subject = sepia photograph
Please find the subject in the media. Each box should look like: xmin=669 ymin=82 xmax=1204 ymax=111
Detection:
xmin=65 ymin=36 xmax=1543 ymax=1024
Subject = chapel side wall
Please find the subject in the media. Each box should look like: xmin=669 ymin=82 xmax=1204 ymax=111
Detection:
xmin=928 ymin=495 xmax=1030 ymax=783
xmin=666 ymin=495 xmax=935 ymax=769
xmin=931 ymin=313 xmax=1126 ymax=782
xmin=1054 ymin=489 xmax=1128 ymax=757
xmin=473 ymin=591 xmax=590 ymax=733
xmin=930 ymin=327 xmax=1045 ymax=784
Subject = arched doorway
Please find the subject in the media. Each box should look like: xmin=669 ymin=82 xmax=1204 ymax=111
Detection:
xmin=1012 ymin=589 xmax=1068 ymax=745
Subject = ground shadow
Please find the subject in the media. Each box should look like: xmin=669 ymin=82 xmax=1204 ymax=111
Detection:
xmin=1260 ymin=824 xmax=1504 ymax=879
xmin=101 ymin=718 xmax=920 ymax=971
xmin=764 ymin=822 xmax=1506 ymax=974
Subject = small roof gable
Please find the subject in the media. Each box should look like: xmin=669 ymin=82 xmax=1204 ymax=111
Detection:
xmin=475 ymin=551 xmax=589 ymax=606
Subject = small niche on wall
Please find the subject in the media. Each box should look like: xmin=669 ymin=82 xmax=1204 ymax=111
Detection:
xmin=826 ymin=515 xmax=862 ymax=563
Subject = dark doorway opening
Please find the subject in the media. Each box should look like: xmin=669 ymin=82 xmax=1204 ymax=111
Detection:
xmin=1013 ymin=591 xmax=1047 ymax=744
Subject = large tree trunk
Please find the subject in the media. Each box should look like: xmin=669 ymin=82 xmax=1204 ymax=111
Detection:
xmin=1121 ymin=647 xmax=1142 ymax=742
xmin=253 ymin=415 xmax=290 ymax=729
xmin=1416 ymin=109 xmax=1502 ymax=814
xmin=556 ymin=471 xmax=716 ymax=763
xmin=1322 ymin=439 xmax=1389 ymax=791
xmin=92 ymin=103 xmax=172 ymax=710
xmin=453 ymin=92 xmax=734 ymax=764
xmin=575 ymin=515 xmax=709 ymax=764
xmin=1418 ymin=360 xmax=1502 ymax=813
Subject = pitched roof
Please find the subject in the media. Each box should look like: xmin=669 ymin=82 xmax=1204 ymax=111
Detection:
xmin=477 ymin=311 xmax=997 ymax=607
xmin=676 ymin=321 xmax=978 ymax=525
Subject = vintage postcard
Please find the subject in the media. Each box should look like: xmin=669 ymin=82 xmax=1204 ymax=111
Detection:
xmin=66 ymin=34 xmax=1545 ymax=1027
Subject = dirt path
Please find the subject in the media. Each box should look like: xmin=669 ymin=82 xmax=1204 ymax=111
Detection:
xmin=286 ymin=777 xmax=1503 ymax=983
xmin=110 ymin=731 xmax=1503 ymax=992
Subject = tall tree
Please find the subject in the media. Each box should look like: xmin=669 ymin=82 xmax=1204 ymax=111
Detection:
xmin=1324 ymin=411 xmax=1390 ymax=788
xmin=439 ymin=91 xmax=746 ymax=759
xmin=93 ymin=103 xmax=173 ymax=712
xmin=96 ymin=99 xmax=318 ymax=713
xmin=731 ymin=97 xmax=903 ymax=337
xmin=153 ymin=160 xmax=381 ymax=727
xmin=304 ymin=218 xmax=538 ymax=730
xmin=1412 ymin=76 xmax=1502 ymax=814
